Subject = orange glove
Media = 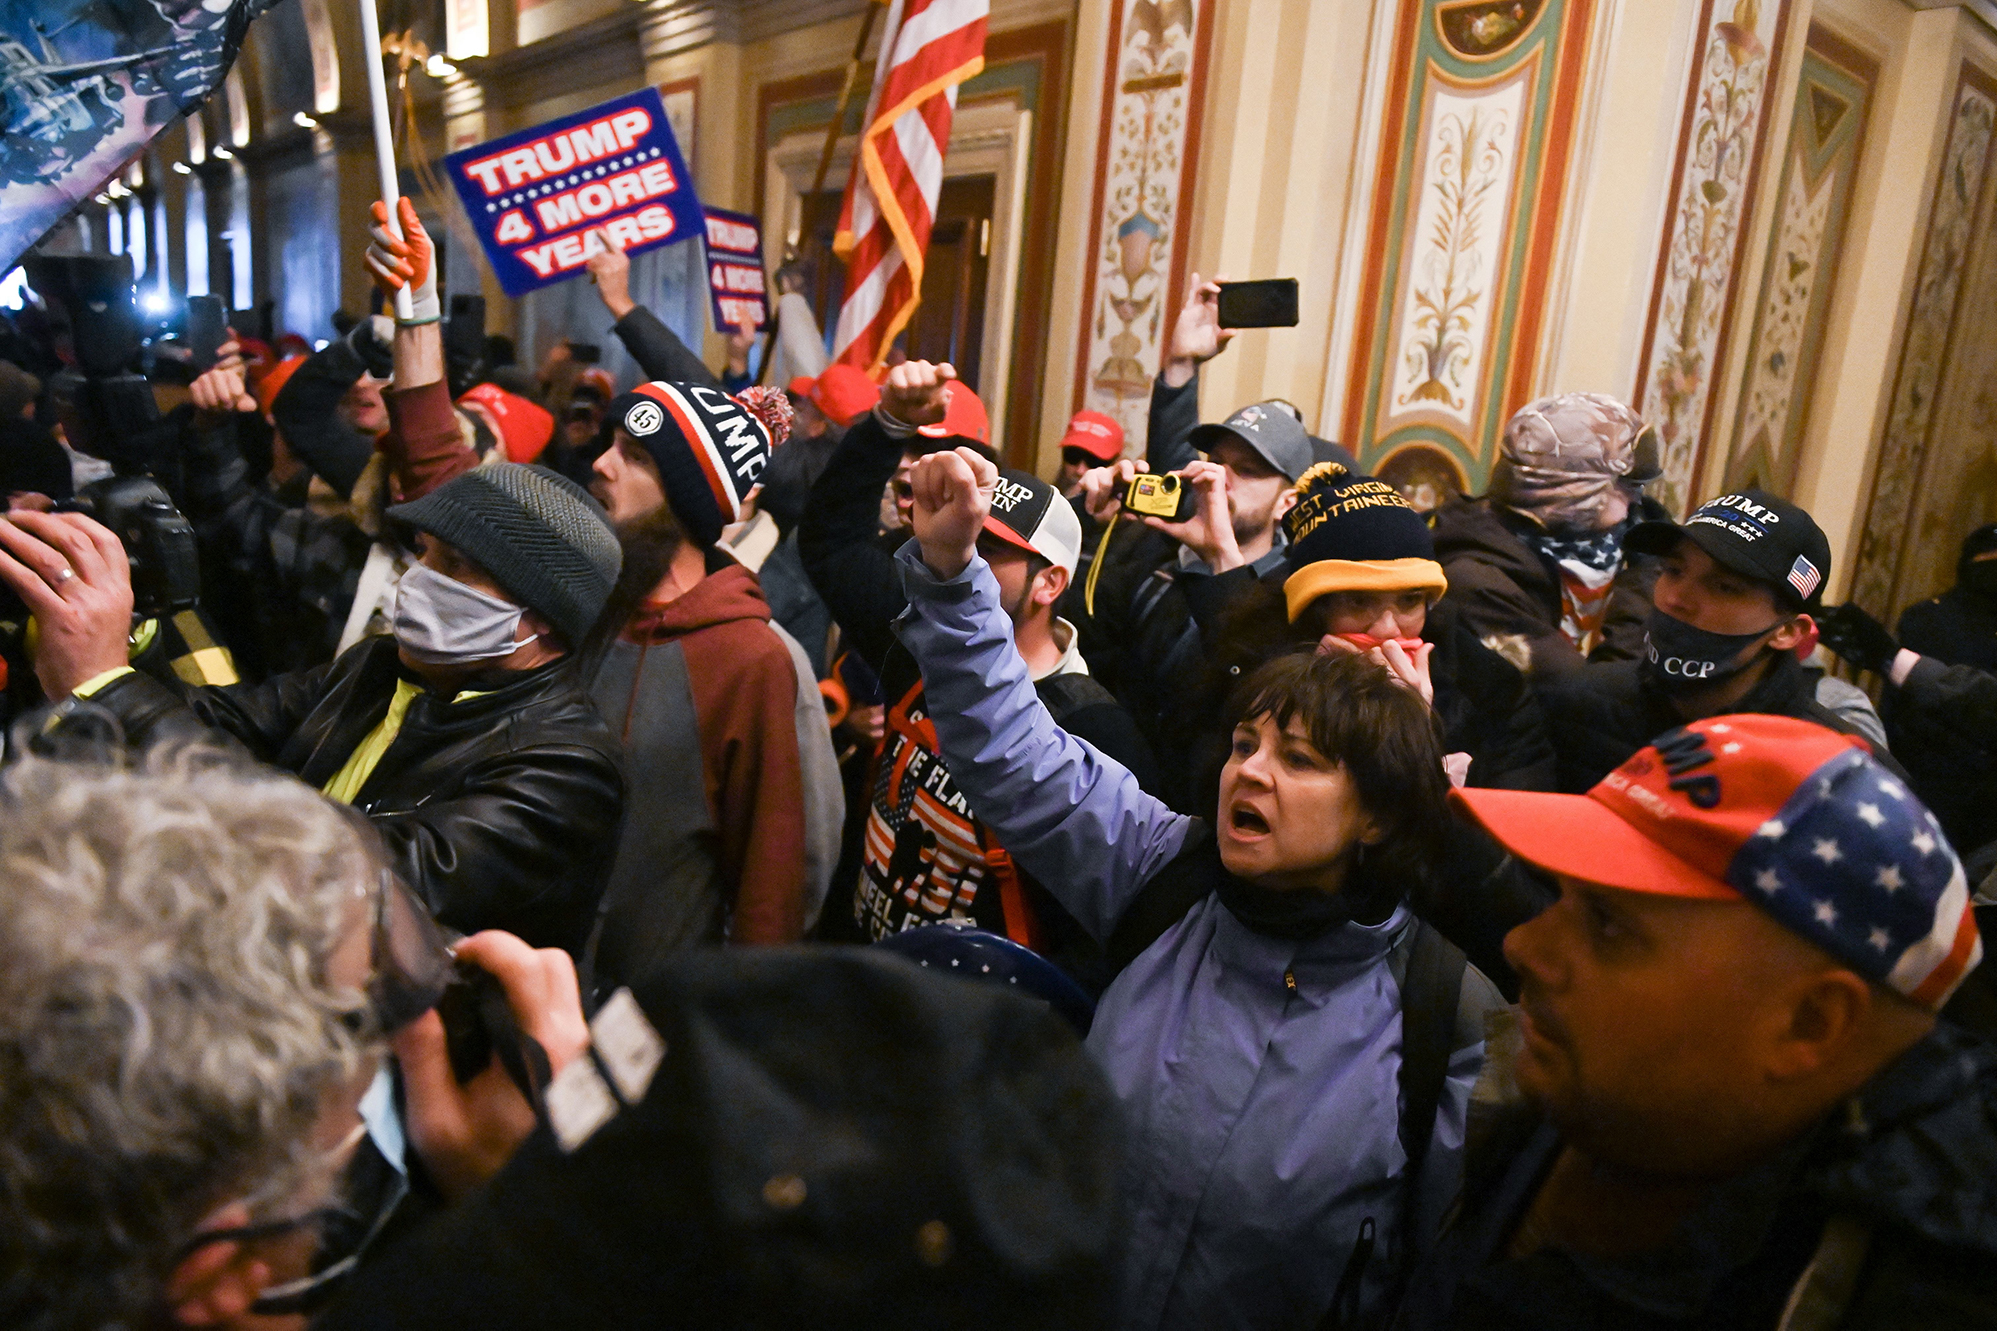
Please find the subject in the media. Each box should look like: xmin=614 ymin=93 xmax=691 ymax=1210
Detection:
xmin=365 ymin=197 xmax=439 ymax=323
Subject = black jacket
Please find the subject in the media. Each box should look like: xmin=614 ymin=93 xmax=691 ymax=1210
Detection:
xmin=1885 ymin=654 xmax=1997 ymax=863
xmin=1898 ymin=584 xmax=1997 ymax=671
xmin=1537 ymin=653 xmax=1901 ymax=794
xmin=70 ymin=636 xmax=624 ymax=954
xmin=1430 ymin=494 xmax=1661 ymax=681
xmin=1391 ymin=1022 xmax=1997 ymax=1330
xmin=1887 ymin=588 xmax=1997 ymax=862
xmin=179 ymin=411 xmax=372 ymax=681
xmin=611 ymin=305 xmax=720 ymax=389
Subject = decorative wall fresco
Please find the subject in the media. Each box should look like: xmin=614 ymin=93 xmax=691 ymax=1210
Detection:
xmin=1849 ymin=66 xmax=1997 ymax=616
xmin=1632 ymin=0 xmax=1793 ymax=517
xmin=1722 ymin=26 xmax=1875 ymax=495
xmin=1340 ymin=0 xmax=1594 ymax=496
xmin=1071 ymin=0 xmax=1212 ymax=454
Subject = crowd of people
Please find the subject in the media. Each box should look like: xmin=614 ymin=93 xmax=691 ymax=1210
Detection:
xmin=1 ymin=196 xmax=1995 ymax=1330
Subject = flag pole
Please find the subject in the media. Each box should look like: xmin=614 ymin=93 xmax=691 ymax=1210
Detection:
xmin=357 ymin=0 xmax=414 ymax=321
xmin=758 ymin=0 xmax=886 ymax=385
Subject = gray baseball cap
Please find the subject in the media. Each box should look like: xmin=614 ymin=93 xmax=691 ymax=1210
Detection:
xmin=1187 ymin=401 xmax=1314 ymax=481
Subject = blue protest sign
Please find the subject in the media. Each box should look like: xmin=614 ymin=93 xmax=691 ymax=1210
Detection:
xmin=702 ymin=206 xmax=769 ymax=333
xmin=444 ymin=86 xmax=701 ymax=298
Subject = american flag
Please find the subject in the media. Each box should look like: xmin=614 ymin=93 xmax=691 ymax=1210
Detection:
xmin=1786 ymin=554 xmax=1822 ymax=600
xmin=830 ymin=0 xmax=990 ymax=375
xmin=1727 ymin=744 xmax=1981 ymax=1008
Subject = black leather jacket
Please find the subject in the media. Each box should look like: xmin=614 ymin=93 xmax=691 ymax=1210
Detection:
xmin=72 ymin=635 xmax=625 ymax=955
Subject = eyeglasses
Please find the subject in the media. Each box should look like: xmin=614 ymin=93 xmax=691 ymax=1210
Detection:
xmin=170 ymin=1120 xmax=411 ymax=1316
xmin=362 ymin=867 xmax=459 ymax=1036
xmin=173 ymin=871 xmax=449 ymax=1316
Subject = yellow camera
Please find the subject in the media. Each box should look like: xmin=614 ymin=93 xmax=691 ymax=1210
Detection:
xmin=1124 ymin=471 xmax=1195 ymax=522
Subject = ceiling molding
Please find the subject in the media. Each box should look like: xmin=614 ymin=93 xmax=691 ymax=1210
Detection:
xmin=1903 ymin=0 xmax=1997 ymax=37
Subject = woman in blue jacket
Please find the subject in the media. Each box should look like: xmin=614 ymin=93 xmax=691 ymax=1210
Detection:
xmin=891 ymin=436 xmax=1500 ymax=1331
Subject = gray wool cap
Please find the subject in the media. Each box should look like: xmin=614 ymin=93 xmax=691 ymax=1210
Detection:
xmin=387 ymin=463 xmax=623 ymax=647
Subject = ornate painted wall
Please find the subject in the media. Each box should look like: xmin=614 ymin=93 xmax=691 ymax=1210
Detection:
xmin=1722 ymin=23 xmax=1876 ymax=496
xmin=1632 ymin=0 xmax=1794 ymax=517
xmin=1071 ymin=0 xmax=1214 ymax=455
xmin=1849 ymin=63 xmax=1997 ymax=619
xmin=1338 ymin=0 xmax=1596 ymax=499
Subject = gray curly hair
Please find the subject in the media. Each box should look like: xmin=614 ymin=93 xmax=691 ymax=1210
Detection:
xmin=0 ymin=750 xmax=382 ymax=1329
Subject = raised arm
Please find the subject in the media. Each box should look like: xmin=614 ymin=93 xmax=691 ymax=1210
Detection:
xmin=895 ymin=448 xmax=1190 ymax=939
xmin=585 ymin=227 xmax=723 ymax=389
xmin=1148 ymin=272 xmax=1235 ymax=473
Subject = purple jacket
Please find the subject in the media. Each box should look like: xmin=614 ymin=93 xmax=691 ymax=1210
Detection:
xmin=893 ymin=543 xmax=1490 ymax=1331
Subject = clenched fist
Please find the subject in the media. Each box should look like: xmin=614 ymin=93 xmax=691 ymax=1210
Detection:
xmin=910 ymin=446 xmax=997 ymax=581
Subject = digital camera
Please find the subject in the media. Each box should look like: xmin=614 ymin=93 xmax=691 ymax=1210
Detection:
xmin=55 ymin=476 xmax=202 ymax=619
xmin=1124 ymin=471 xmax=1196 ymax=523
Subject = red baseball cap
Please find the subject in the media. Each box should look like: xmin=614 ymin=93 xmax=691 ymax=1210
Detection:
xmin=1058 ymin=410 xmax=1124 ymax=462
xmin=808 ymin=363 xmax=880 ymax=429
xmin=1454 ymin=714 xmax=1980 ymax=1009
xmin=254 ymin=354 xmax=307 ymax=417
xmin=459 ymin=383 xmax=556 ymax=464
xmin=916 ymin=380 xmax=990 ymax=446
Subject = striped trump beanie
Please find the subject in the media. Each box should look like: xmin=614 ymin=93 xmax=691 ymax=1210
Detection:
xmin=609 ymin=381 xmax=791 ymax=547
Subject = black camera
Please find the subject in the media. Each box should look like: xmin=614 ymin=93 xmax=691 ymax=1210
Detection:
xmin=55 ymin=476 xmax=202 ymax=618
xmin=23 ymin=253 xmax=171 ymax=472
xmin=1124 ymin=470 xmax=1196 ymax=523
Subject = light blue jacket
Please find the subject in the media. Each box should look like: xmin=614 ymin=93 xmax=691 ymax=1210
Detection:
xmin=893 ymin=543 xmax=1486 ymax=1331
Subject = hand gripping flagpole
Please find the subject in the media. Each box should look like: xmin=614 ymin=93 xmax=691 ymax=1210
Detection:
xmin=357 ymin=0 xmax=414 ymax=321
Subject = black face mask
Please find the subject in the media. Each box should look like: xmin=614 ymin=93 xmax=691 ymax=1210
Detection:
xmin=1962 ymin=560 xmax=1997 ymax=602
xmin=1638 ymin=608 xmax=1783 ymax=695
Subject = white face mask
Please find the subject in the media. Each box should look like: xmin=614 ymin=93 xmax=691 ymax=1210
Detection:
xmin=392 ymin=562 xmax=539 ymax=665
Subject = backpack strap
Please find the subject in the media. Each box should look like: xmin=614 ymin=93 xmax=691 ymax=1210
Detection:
xmin=1393 ymin=918 xmax=1469 ymax=1179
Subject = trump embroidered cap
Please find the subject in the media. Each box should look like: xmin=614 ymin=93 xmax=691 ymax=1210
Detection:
xmin=1058 ymin=410 xmax=1125 ymax=463
xmin=982 ymin=468 xmax=1082 ymax=577
xmin=1625 ymin=488 xmax=1832 ymax=610
xmin=1452 ymin=715 xmax=1980 ymax=1009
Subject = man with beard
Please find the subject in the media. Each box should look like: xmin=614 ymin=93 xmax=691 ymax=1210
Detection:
xmin=1537 ymin=489 xmax=1896 ymax=793
xmin=1061 ymin=401 xmax=1312 ymax=799
xmin=798 ymin=359 xmax=1155 ymax=993
xmin=584 ymin=377 xmax=844 ymax=993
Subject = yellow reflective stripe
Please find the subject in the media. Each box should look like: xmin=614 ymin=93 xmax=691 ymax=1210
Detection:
xmin=322 ymin=678 xmax=423 ymax=805
xmin=170 ymin=646 xmax=239 ymax=686
xmin=171 ymin=609 xmax=216 ymax=651
xmin=71 ymin=666 xmax=136 ymax=699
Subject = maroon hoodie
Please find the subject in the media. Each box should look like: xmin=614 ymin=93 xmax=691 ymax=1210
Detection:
xmin=588 ymin=560 xmax=840 ymax=982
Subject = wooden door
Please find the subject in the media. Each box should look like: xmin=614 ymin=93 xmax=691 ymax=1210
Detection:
xmin=901 ymin=174 xmax=994 ymax=389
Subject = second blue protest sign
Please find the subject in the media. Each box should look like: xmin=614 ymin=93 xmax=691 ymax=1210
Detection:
xmin=702 ymin=207 xmax=770 ymax=333
xmin=445 ymin=86 xmax=701 ymax=298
